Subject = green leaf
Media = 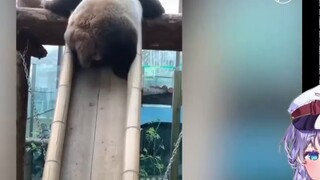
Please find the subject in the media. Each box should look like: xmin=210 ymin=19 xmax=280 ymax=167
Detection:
xmin=140 ymin=169 xmax=148 ymax=177
xmin=156 ymin=163 xmax=165 ymax=173
xmin=155 ymin=156 xmax=161 ymax=161
xmin=26 ymin=147 xmax=31 ymax=152
xmin=160 ymin=144 xmax=165 ymax=150
xmin=155 ymin=134 xmax=160 ymax=140
xmin=31 ymin=143 xmax=37 ymax=150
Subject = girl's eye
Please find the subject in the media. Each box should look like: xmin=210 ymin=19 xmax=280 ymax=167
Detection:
xmin=305 ymin=151 xmax=319 ymax=161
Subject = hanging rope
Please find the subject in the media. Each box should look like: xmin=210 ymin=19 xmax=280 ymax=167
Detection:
xmin=162 ymin=130 xmax=182 ymax=180
xmin=18 ymin=40 xmax=47 ymax=158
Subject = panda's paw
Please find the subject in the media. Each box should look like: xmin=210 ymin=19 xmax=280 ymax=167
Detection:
xmin=42 ymin=0 xmax=71 ymax=18
xmin=79 ymin=60 xmax=91 ymax=69
xmin=93 ymin=53 xmax=102 ymax=62
xmin=40 ymin=0 xmax=46 ymax=8
xmin=112 ymin=67 xmax=129 ymax=80
xmin=140 ymin=0 xmax=165 ymax=19
xmin=42 ymin=0 xmax=58 ymax=10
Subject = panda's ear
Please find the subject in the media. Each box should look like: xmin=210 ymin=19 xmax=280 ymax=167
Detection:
xmin=139 ymin=0 xmax=165 ymax=19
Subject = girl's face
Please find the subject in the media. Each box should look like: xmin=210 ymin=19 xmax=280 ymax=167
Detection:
xmin=304 ymin=137 xmax=320 ymax=180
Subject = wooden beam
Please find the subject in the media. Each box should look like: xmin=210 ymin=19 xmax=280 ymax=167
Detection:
xmin=17 ymin=0 xmax=42 ymax=8
xmin=25 ymin=138 xmax=49 ymax=146
xmin=16 ymin=7 xmax=182 ymax=51
xmin=142 ymin=92 xmax=172 ymax=105
xmin=142 ymin=86 xmax=173 ymax=105
xmin=143 ymin=86 xmax=173 ymax=95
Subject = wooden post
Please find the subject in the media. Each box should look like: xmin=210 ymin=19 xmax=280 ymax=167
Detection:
xmin=169 ymin=70 xmax=182 ymax=180
xmin=170 ymin=2 xmax=182 ymax=178
xmin=23 ymin=150 xmax=33 ymax=180
xmin=16 ymin=51 xmax=30 ymax=180
xmin=56 ymin=46 xmax=63 ymax=89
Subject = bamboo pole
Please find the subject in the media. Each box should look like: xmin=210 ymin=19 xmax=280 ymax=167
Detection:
xmin=122 ymin=21 xmax=143 ymax=180
xmin=42 ymin=46 xmax=73 ymax=180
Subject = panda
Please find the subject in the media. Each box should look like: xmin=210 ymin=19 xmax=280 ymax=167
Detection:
xmin=43 ymin=0 xmax=165 ymax=79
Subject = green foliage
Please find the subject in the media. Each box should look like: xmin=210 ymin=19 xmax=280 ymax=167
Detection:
xmin=25 ymin=142 xmax=42 ymax=153
xmin=140 ymin=119 xmax=166 ymax=178
xmin=25 ymin=125 xmax=47 ymax=154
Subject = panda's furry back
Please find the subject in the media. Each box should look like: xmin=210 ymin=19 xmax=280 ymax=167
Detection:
xmin=64 ymin=0 xmax=143 ymax=79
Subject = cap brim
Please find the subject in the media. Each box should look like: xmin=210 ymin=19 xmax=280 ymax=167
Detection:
xmin=293 ymin=115 xmax=320 ymax=130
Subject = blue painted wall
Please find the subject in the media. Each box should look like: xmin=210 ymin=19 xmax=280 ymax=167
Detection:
xmin=141 ymin=106 xmax=183 ymax=124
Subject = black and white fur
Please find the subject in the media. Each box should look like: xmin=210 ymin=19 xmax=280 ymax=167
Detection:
xmin=43 ymin=0 xmax=164 ymax=79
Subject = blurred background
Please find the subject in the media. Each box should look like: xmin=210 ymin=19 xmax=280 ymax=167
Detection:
xmin=183 ymin=0 xmax=303 ymax=179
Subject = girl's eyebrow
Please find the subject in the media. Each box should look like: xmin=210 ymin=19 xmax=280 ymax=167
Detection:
xmin=304 ymin=151 xmax=312 ymax=157
xmin=304 ymin=150 xmax=319 ymax=156
xmin=304 ymin=148 xmax=316 ymax=154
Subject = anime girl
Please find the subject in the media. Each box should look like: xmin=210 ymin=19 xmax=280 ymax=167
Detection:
xmin=281 ymin=85 xmax=320 ymax=180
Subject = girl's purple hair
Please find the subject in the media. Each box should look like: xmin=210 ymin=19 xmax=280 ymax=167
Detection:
xmin=281 ymin=124 xmax=320 ymax=180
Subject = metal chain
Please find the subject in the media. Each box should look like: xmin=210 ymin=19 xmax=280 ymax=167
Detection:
xmin=163 ymin=130 xmax=183 ymax=180
xmin=18 ymin=40 xmax=47 ymax=158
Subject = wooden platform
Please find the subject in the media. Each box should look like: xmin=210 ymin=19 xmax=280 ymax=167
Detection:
xmin=60 ymin=67 xmax=127 ymax=180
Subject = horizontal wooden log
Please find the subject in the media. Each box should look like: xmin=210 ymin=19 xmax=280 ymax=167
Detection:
xmin=143 ymin=86 xmax=173 ymax=96
xmin=142 ymin=93 xmax=172 ymax=105
xmin=25 ymin=138 xmax=49 ymax=146
xmin=17 ymin=0 xmax=42 ymax=8
xmin=17 ymin=7 xmax=182 ymax=51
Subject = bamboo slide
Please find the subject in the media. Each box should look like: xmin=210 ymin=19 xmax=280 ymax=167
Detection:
xmin=42 ymin=26 xmax=142 ymax=180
